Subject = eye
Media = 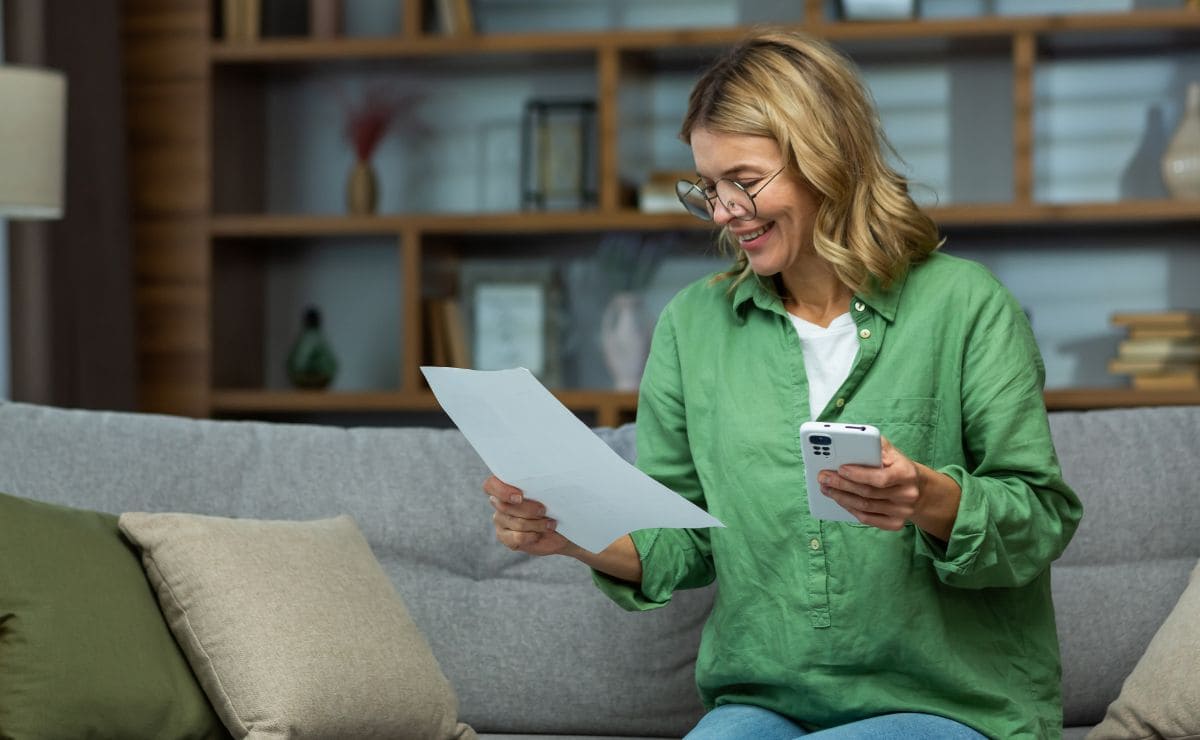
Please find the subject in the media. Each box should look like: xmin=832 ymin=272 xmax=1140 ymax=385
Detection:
xmin=736 ymin=177 xmax=763 ymax=190
xmin=700 ymin=184 xmax=718 ymax=198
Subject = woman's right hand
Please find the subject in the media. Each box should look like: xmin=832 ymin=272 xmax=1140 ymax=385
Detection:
xmin=483 ymin=475 xmax=573 ymax=556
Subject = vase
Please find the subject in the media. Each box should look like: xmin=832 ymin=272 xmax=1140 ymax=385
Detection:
xmin=347 ymin=159 xmax=378 ymax=215
xmin=600 ymin=291 xmax=651 ymax=391
xmin=1162 ymin=81 xmax=1200 ymax=199
xmin=287 ymin=307 xmax=338 ymax=390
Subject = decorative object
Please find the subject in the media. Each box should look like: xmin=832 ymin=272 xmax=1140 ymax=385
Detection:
xmin=222 ymin=0 xmax=262 ymax=42
xmin=341 ymin=85 xmax=404 ymax=215
xmin=0 ymin=65 xmax=66 ymax=220
xmin=521 ymin=99 xmax=597 ymax=211
xmin=594 ymin=235 xmax=663 ymax=391
xmin=309 ymin=0 xmax=343 ymax=38
xmin=840 ymin=0 xmax=917 ymax=20
xmin=460 ymin=261 xmax=562 ymax=386
xmin=1162 ymin=81 xmax=1200 ymax=199
xmin=286 ymin=306 xmax=338 ymax=390
xmin=118 ymin=512 xmax=475 ymax=740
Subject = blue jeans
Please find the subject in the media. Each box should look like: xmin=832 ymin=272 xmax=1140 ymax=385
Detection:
xmin=685 ymin=703 xmax=987 ymax=739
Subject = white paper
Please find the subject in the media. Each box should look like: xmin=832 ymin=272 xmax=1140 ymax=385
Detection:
xmin=421 ymin=366 xmax=724 ymax=552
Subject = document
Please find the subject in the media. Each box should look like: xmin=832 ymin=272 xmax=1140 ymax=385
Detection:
xmin=421 ymin=366 xmax=725 ymax=552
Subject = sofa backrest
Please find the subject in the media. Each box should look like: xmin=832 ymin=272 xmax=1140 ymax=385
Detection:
xmin=1047 ymin=406 xmax=1200 ymax=727
xmin=3 ymin=401 xmax=1198 ymax=732
xmin=0 ymin=401 xmax=708 ymax=737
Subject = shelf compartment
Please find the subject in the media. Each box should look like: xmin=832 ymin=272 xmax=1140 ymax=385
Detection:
xmin=211 ymin=236 xmax=404 ymax=394
xmin=209 ymin=10 xmax=1200 ymax=64
xmin=208 ymin=199 xmax=1200 ymax=237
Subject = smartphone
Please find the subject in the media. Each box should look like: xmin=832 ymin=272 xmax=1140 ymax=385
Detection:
xmin=799 ymin=421 xmax=882 ymax=522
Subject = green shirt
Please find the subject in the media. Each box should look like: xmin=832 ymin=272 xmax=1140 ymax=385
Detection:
xmin=593 ymin=252 xmax=1083 ymax=739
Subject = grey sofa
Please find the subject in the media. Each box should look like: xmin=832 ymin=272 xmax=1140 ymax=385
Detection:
xmin=1 ymin=400 xmax=1197 ymax=739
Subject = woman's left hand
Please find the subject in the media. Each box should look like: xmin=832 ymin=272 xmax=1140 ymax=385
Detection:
xmin=818 ymin=436 xmax=960 ymax=539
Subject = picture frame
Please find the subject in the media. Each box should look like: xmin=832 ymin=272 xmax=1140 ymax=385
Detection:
xmin=520 ymin=99 xmax=598 ymax=211
xmin=459 ymin=260 xmax=563 ymax=386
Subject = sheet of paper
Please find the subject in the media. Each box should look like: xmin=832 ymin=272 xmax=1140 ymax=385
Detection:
xmin=421 ymin=366 xmax=724 ymax=552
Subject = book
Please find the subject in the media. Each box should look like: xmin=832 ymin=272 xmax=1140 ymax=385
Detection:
xmin=1128 ymin=325 xmax=1200 ymax=340
xmin=442 ymin=298 xmax=471 ymax=368
xmin=1112 ymin=310 xmax=1200 ymax=330
xmin=638 ymin=170 xmax=693 ymax=214
xmin=1108 ymin=358 xmax=1200 ymax=375
xmin=1117 ymin=338 xmax=1200 ymax=362
xmin=1131 ymin=370 xmax=1200 ymax=391
xmin=436 ymin=0 xmax=474 ymax=35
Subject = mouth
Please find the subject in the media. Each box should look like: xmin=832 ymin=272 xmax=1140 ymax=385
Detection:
xmin=734 ymin=222 xmax=774 ymax=248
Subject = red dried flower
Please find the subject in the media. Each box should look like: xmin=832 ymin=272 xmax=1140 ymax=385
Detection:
xmin=341 ymin=85 xmax=405 ymax=161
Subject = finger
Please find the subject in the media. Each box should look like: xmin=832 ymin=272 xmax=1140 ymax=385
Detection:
xmin=497 ymin=527 xmax=544 ymax=551
xmin=834 ymin=464 xmax=891 ymax=489
xmin=822 ymin=486 xmax=907 ymax=523
xmin=489 ymin=495 xmax=550 ymax=522
xmin=819 ymin=470 xmax=889 ymax=500
xmin=492 ymin=509 xmax=556 ymax=534
xmin=482 ymin=475 xmax=525 ymax=504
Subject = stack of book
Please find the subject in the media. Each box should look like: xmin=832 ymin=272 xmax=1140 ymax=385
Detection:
xmin=637 ymin=171 xmax=692 ymax=214
xmin=1109 ymin=310 xmax=1200 ymax=390
xmin=424 ymin=298 xmax=471 ymax=369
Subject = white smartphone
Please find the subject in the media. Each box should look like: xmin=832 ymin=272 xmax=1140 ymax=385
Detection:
xmin=799 ymin=421 xmax=882 ymax=522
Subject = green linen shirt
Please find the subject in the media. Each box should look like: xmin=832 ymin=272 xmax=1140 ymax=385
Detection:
xmin=593 ymin=252 xmax=1083 ymax=740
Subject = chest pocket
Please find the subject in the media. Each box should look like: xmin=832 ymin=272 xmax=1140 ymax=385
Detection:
xmin=844 ymin=397 xmax=941 ymax=468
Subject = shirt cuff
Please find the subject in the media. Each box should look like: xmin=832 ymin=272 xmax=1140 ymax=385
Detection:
xmin=915 ymin=464 xmax=988 ymax=578
xmin=590 ymin=528 xmax=691 ymax=611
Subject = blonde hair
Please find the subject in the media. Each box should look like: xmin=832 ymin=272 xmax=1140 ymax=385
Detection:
xmin=680 ymin=28 xmax=942 ymax=293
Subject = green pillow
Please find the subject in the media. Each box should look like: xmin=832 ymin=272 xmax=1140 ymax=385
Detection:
xmin=0 ymin=492 xmax=229 ymax=739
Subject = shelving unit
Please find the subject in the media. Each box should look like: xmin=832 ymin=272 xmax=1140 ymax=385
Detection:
xmin=121 ymin=0 xmax=1200 ymax=425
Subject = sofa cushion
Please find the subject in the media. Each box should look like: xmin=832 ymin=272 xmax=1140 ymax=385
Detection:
xmin=0 ymin=492 xmax=228 ymax=739
xmin=1087 ymin=559 xmax=1200 ymax=740
xmin=118 ymin=511 xmax=476 ymax=740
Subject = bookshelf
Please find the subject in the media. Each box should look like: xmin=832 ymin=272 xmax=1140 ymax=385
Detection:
xmin=122 ymin=0 xmax=1200 ymax=424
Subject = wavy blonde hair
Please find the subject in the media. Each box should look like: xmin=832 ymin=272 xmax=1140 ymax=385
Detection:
xmin=681 ymin=29 xmax=942 ymax=293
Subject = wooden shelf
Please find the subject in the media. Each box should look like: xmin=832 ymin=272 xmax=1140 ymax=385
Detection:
xmin=210 ymin=389 xmax=640 ymax=426
xmin=212 ymin=387 xmax=1198 ymax=417
xmin=209 ymin=200 xmax=1200 ymax=238
xmin=1044 ymin=388 xmax=1200 ymax=410
xmin=209 ymin=9 xmax=1200 ymax=63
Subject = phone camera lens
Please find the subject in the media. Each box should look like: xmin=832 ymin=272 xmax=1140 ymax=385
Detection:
xmin=810 ymin=435 xmax=832 ymax=446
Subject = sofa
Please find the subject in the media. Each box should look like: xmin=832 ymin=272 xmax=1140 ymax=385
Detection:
xmin=0 ymin=399 xmax=1197 ymax=739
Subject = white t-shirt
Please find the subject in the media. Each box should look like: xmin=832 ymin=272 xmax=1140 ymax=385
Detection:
xmin=788 ymin=311 xmax=858 ymax=420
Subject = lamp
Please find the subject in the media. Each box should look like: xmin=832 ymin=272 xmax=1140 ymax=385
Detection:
xmin=0 ymin=65 xmax=66 ymax=220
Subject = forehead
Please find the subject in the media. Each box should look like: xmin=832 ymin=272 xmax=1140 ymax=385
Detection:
xmin=690 ymin=127 xmax=782 ymax=176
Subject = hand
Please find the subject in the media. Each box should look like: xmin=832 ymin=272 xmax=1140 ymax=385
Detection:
xmin=817 ymin=436 xmax=960 ymax=538
xmin=483 ymin=475 xmax=573 ymax=556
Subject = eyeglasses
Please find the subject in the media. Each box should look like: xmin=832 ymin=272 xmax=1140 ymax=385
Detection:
xmin=675 ymin=166 xmax=786 ymax=222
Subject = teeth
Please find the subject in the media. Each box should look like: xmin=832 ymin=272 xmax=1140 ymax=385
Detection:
xmin=739 ymin=225 xmax=769 ymax=242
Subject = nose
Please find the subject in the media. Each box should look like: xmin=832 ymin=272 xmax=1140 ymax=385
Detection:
xmin=711 ymin=198 xmax=738 ymax=226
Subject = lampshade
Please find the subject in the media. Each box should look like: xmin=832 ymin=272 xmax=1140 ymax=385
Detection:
xmin=0 ymin=65 xmax=66 ymax=220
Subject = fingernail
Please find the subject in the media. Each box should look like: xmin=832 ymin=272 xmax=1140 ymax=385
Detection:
xmin=546 ymin=520 xmax=556 ymax=531
xmin=819 ymin=473 xmax=830 ymax=485
xmin=509 ymin=494 xmax=522 ymax=504
xmin=489 ymin=496 xmax=498 ymax=506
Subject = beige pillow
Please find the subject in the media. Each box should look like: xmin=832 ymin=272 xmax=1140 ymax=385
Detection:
xmin=118 ymin=512 xmax=475 ymax=740
xmin=1087 ymin=559 xmax=1200 ymax=740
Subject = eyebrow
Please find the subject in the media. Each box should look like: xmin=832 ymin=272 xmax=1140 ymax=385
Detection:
xmin=696 ymin=165 xmax=770 ymax=181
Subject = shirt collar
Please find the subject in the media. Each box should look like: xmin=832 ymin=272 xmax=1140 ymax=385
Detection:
xmin=728 ymin=266 xmax=910 ymax=323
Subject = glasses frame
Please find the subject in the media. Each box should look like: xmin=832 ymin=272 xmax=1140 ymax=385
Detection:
xmin=675 ymin=165 xmax=787 ymax=222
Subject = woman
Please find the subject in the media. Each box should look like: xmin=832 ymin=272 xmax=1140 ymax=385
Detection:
xmin=484 ymin=29 xmax=1081 ymax=739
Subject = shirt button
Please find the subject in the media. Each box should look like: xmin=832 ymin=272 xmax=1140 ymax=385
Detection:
xmin=854 ymin=301 xmax=866 ymax=312
xmin=809 ymin=538 xmax=821 ymax=550
xmin=859 ymin=328 xmax=872 ymax=339
xmin=835 ymin=397 xmax=845 ymax=408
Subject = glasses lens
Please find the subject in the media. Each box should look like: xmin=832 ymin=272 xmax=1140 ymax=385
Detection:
xmin=676 ymin=181 xmax=714 ymax=221
xmin=715 ymin=180 xmax=755 ymax=221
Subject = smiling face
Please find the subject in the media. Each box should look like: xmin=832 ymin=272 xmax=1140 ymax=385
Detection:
xmin=690 ymin=126 xmax=821 ymax=281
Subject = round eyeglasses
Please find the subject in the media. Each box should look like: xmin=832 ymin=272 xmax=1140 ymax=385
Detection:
xmin=675 ymin=166 xmax=786 ymax=222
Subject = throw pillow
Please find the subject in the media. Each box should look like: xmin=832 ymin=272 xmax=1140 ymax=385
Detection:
xmin=0 ymin=492 xmax=229 ymax=739
xmin=118 ymin=512 xmax=476 ymax=740
xmin=1087 ymin=559 xmax=1200 ymax=739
